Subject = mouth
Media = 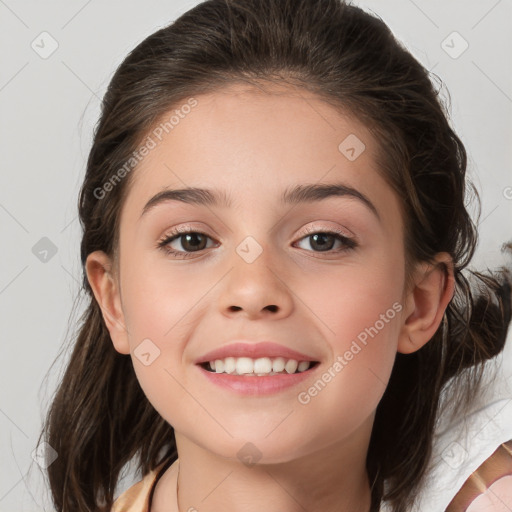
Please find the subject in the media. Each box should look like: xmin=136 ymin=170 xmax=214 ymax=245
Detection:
xmin=196 ymin=357 xmax=321 ymax=395
xmin=198 ymin=357 xmax=321 ymax=376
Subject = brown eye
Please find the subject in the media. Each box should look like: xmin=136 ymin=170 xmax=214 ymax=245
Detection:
xmin=157 ymin=230 xmax=217 ymax=258
xmin=173 ymin=233 xmax=208 ymax=252
xmin=307 ymin=233 xmax=337 ymax=252
xmin=295 ymin=231 xmax=357 ymax=253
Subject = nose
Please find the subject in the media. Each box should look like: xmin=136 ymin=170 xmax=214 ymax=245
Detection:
xmin=217 ymin=256 xmax=294 ymax=321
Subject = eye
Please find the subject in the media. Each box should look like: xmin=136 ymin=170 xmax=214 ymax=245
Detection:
xmin=294 ymin=230 xmax=357 ymax=253
xmin=157 ymin=226 xmax=358 ymax=259
xmin=157 ymin=229 xmax=218 ymax=259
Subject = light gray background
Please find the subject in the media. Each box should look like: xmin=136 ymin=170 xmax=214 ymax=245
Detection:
xmin=1 ymin=0 xmax=511 ymax=510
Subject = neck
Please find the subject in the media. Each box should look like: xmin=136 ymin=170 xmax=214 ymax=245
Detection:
xmin=154 ymin=415 xmax=374 ymax=512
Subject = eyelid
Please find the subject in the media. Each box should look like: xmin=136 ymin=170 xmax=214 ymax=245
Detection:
xmin=297 ymin=223 xmax=356 ymax=241
xmin=160 ymin=223 xmax=218 ymax=240
xmin=160 ymin=222 xmax=356 ymax=244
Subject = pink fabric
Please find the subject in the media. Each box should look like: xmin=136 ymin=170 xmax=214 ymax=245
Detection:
xmin=465 ymin=475 xmax=512 ymax=512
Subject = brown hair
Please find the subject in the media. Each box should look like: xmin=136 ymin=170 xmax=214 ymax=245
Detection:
xmin=37 ymin=0 xmax=512 ymax=510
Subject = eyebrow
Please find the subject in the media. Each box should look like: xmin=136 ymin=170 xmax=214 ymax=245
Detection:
xmin=139 ymin=182 xmax=380 ymax=221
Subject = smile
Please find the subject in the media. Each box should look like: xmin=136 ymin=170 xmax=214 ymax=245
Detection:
xmin=200 ymin=356 xmax=319 ymax=376
xmin=196 ymin=357 xmax=321 ymax=395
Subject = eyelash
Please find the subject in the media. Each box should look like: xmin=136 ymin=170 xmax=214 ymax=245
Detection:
xmin=156 ymin=226 xmax=358 ymax=259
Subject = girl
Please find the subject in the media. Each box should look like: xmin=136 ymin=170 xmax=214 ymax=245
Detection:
xmin=38 ymin=0 xmax=512 ymax=511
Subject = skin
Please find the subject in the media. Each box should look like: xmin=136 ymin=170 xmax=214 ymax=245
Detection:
xmin=86 ymin=82 xmax=454 ymax=512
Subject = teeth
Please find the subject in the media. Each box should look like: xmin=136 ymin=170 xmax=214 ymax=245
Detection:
xmin=272 ymin=357 xmax=285 ymax=372
xmin=253 ymin=357 xmax=272 ymax=373
xmin=236 ymin=357 xmax=254 ymax=374
xmin=224 ymin=357 xmax=236 ymax=374
xmin=297 ymin=361 xmax=310 ymax=372
xmin=285 ymin=359 xmax=298 ymax=374
xmin=206 ymin=357 xmax=313 ymax=376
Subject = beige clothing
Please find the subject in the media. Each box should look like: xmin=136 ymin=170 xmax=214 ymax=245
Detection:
xmin=111 ymin=458 xmax=177 ymax=512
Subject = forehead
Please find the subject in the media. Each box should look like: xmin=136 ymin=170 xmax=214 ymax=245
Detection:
xmin=119 ymin=81 xmax=399 ymax=229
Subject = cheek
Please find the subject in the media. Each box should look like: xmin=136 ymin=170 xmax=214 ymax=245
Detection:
xmin=118 ymin=262 xmax=202 ymax=424
xmin=294 ymin=255 xmax=403 ymax=411
xmin=302 ymin=251 xmax=404 ymax=353
xmin=290 ymin=300 xmax=400 ymax=458
xmin=121 ymin=257 xmax=204 ymax=348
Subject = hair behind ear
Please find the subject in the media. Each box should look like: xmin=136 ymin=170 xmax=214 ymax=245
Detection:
xmin=37 ymin=299 xmax=177 ymax=511
xmin=445 ymin=252 xmax=512 ymax=380
xmin=370 ymin=243 xmax=512 ymax=511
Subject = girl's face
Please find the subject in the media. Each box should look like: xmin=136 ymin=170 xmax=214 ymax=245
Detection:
xmin=93 ymin=82 xmax=411 ymax=462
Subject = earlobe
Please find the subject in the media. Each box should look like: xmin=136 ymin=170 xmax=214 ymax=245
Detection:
xmin=397 ymin=253 xmax=455 ymax=355
xmin=85 ymin=251 xmax=131 ymax=355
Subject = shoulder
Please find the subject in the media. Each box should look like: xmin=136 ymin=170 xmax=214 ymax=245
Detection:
xmin=112 ymin=461 xmax=169 ymax=512
xmin=445 ymin=440 xmax=512 ymax=511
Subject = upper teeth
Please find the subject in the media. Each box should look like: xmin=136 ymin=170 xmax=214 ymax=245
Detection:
xmin=208 ymin=357 xmax=312 ymax=376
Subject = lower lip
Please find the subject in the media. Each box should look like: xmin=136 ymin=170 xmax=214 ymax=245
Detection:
xmin=196 ymin=364 xmax=320 ymax=395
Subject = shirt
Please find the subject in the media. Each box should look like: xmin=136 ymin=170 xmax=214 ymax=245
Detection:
xmin=111 ymin=458 xmax=177 ymax=512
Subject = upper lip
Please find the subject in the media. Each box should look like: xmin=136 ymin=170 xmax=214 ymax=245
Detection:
xmin=195 ymin=341 xmax=320 ymax=364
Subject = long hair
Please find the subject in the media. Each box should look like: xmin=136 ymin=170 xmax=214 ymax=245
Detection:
xmin=37 ymin=0 xmax=512 ymax=510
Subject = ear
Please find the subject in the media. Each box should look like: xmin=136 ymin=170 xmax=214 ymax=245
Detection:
xmin=85 ymin=250 xmax=130 ymax=355
xmin=397 ymin=252 xmax=455 ymax=354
